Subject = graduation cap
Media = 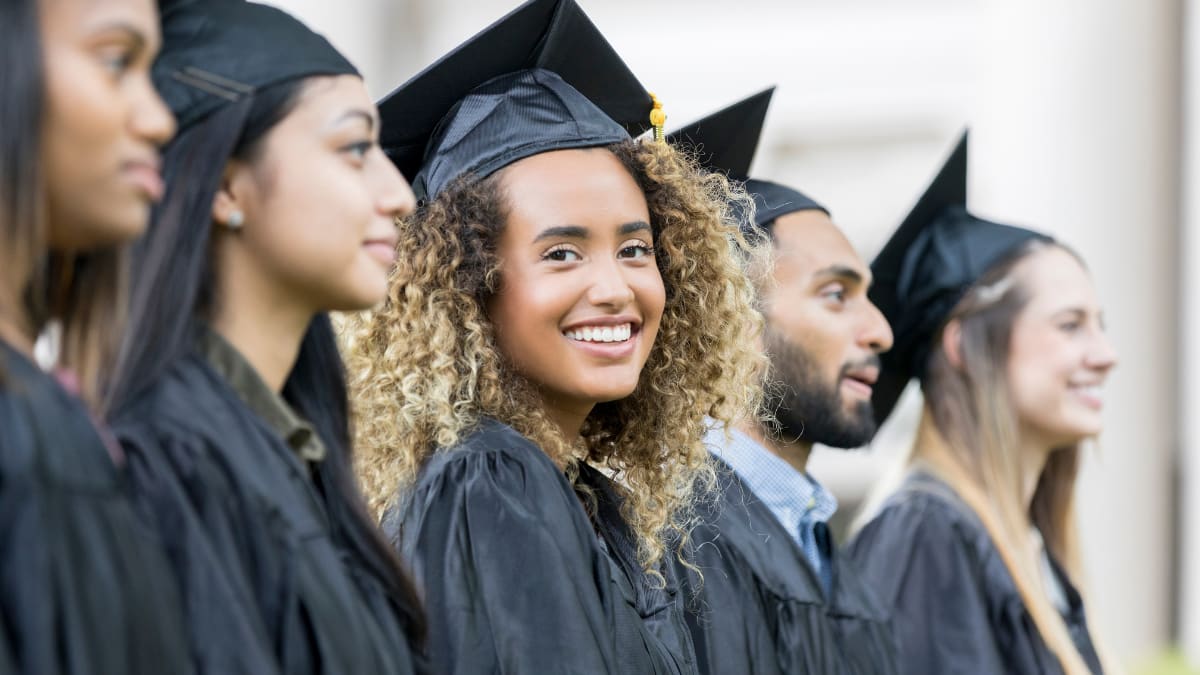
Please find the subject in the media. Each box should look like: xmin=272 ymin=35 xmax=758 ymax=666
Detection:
xmin=377 ymin=0 xmax=656 ymax=201
xmin=667 ymin=87 xmax=827 ymax=229
xmin=154 ymin=0 xmax=358 ymax=131
xmin=869 ymin=132 xmax=1052 ymax=426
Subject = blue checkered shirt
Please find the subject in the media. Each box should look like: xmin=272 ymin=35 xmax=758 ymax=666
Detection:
xmin=706 ymin=425 xmax=839 ymax=594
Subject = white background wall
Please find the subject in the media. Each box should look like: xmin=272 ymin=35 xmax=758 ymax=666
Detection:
xmin=970 ymin=0 xmax=1181 ymax=664
xmin=269 ymin=0 xmax=1192 ymax=666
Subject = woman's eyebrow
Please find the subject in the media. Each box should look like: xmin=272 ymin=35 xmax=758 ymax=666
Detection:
xmin=90 ymin=22 xmax=149 ymax=52
xmin=329 ymin=109 xmax=376 ymax=132
xmin=532 ymin=225 xmax=588 ymax=243
xmin=618 ymin=221 xmax=651 ymax=236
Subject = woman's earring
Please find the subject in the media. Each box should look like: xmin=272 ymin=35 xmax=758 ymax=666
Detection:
xmin=226 ymin=210 xmax=244 ymax=231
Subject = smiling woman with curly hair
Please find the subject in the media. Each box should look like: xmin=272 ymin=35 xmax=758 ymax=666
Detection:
xmin=354 ymin=137 xmax=765 ymax=566
xmin=344 ymin=1 xmax=766 ymax=673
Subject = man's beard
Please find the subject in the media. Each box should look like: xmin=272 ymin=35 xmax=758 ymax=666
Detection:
xmin=762 ymin=324 xmax=879 ymax=449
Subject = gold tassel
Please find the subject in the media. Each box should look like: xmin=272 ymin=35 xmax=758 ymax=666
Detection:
xmin=649 ymin=92 xmax=666 ymax=143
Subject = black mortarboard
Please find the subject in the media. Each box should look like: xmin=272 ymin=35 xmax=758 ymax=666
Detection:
xmin=154 ymin=0 xmax=358 ymax=131
xmin=377 ymin=0 xmax=655 ymax=201
xmin=869 ymin=132 xmax=1052 ymax=425
xmin=667 ymin=87 xmax=827 ymax=229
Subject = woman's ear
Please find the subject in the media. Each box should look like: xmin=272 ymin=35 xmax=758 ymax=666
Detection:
xmin=941 ymin=319 xmax=964 ymax=370
xmin=211 ymin=160 xmax=249 ymax=230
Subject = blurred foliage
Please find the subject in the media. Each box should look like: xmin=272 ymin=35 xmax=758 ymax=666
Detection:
xmin=1137 ymin=650 xmax=1200 ymax=675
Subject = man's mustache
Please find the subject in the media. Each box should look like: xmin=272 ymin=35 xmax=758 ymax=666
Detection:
xmin=839 ymin=355 xmax=882 ymax=379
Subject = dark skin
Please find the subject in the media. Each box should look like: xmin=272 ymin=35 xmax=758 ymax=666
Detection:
xmin=740 ymin=208 xmax=893 ymax=472
xmin=0 ymin=0 xmax=173 ymax=357
xmin=40 ymin=0 xmax=175 ymax=249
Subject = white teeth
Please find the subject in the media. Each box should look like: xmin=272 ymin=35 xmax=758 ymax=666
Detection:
xmin=564 ymin=323 xmax=633 ymax=343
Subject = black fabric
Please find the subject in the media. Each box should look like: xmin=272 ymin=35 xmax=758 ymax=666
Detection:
xmin=412 ymin=68 xmax=630 ymax=200
xmin=847 ymin=470 xmax=1104 ymax=675
xmin=575 ymin=463 xmax=698 ymax=672
xmin=743 ymin=178 xmax=828 ymax=228
xmin=869 ymin=133 xmax=1050 ymax=426
xmin=377 ymin=0 xmax=653 ymax=200
xmin=674 ymin=458 xmax=898 ymax=675
xmin=667 ymin=88 xmax=827 ymax=228
xmin=112 ymin=350 xmax=423 ymax=675
xmin=668 ymin=88 xmax=774 ymax=181
xmin=0 ymin=341 xmax=191 ymax=674
xmin=386 ymin=418 xmax=698 ymax=674
xmin=154 ymin=0 xmax=359 ymax=131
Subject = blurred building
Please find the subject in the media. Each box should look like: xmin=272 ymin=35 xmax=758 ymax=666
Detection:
xmin=272 ymin=0 xmax=1196 ymax=667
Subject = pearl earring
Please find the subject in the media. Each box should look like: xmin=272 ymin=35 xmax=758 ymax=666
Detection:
xmin=226 ymin=210 xmax=244 ymax=230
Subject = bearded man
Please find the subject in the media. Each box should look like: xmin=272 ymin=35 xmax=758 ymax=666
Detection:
xmin=670 ymin=90 xmax=899 ymax=675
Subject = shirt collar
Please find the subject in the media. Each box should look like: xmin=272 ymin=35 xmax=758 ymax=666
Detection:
xmin=199 ymin=328 xmax=327 ymax=463
xmin=706 ymin=423 xmax=838 ymax=533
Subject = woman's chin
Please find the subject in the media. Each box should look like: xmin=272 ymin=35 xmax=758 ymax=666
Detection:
xmin=576 ymin=383 xmax=640 ymax=405
xmin=1043 ymin=420 xmax=1103 ymax=448
xmin=324 ymin=282 xmax=388 ymax=314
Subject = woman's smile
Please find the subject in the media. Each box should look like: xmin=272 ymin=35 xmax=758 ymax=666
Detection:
xmin=562 ymin=318 xmax=641 ymax=359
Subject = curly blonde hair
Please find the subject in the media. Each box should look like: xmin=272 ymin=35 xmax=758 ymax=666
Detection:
xmin=346 ymin=138 xmax=768 ymax=573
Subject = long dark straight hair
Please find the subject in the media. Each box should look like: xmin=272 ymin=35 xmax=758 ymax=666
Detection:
xmin=0 ymin=0 xmax=44 ymax=352
xmin=0 ymin=0 xmax=127 ymax=405
xmin=108 ymin=77 xmax=425 ymax=642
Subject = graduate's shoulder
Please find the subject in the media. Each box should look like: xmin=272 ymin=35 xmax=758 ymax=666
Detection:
xmin=415 ymin=415 xmax=568 ymax=487
xmin=848 ymin=470 xmax=1006 ymax=604
xmin=0 ymin=352 xmax=55 ymax=455
xmin=112 ymin=352 xmax=241 ymax=438
xmin=393 ymin=417 xmax=600 ymax=572
xmin=0 ymin=344 xmax=75 ymax=432
xmin=110 ymin=352 xmax=276 ymax=492
xmin=0 ymin=346 xmax=126 ymax=488
xmin=854 ymin=470 xmax=990 ymax=553
xmin=679 ymin=460 xmax=828 ymax=607
xmin=693 ymin=459 xmax=796 ymax=557
xmin=405 ymin=418 xmax=583 ymax=522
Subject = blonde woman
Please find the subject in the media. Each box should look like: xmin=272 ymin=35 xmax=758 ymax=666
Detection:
xmin=348 ymin=0 xmax=764 ymax=672
xmin=848 ymin=135 xmax=1116 ymax=675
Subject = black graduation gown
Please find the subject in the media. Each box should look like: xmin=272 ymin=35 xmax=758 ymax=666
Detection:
xmin=114 ymin=351 xmax=422 ymax=675
xmin=675 ymin=458 xmax=899 ymax=675
xmin=0 ymin=341 xmax=190 ymax=674
xmin=386 ymin=417 xmax=699 ymax=674
xmin=847 ymin=470 xmax=1104 ymax=675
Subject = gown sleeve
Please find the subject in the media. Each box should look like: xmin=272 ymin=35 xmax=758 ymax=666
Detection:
xmin=395 ymin=440 xmax=620 ymax=675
